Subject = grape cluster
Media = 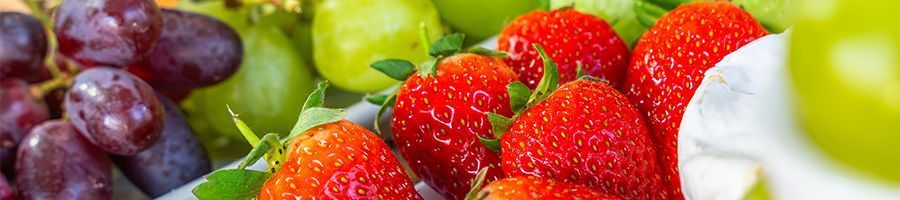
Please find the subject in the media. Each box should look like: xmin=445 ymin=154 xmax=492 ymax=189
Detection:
xmin=0 ymin=0 xmax=242 ymax=198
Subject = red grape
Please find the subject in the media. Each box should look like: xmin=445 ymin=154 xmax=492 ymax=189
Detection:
xmin=0 ymin=173 xmax=12 ymax=200
xmin=15 ymin=120 xmax=112 ymax=199
xmin=112 ymin=95 xmax=210 ymax=197
xmin=0 ymin=79 xmax=50 ymax=174
xmin=0 ymin=12 xmax=48 ymax=82
xmin=65 ymin=67 xmax=164 ymax=156
xmin=54 ymin=0 xmax=162 ymax=67
xmin=136 ymin=9 xmax=242 ymax=89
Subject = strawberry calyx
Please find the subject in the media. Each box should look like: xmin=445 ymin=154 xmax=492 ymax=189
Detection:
xmin=192 ymin=81 xmax=346 ymax=199
xmin=480 ymin=44 xmax=609 ymax=152
xmin=366 ymin=32 xmax=508 ymax=134
xmin=635 ymin=0 xmax=670 ymax=28
xmin=464 ymin=167 xmax=491 ymax=200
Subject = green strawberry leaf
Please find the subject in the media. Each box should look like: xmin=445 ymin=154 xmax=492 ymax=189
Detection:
xmin=373 ymin=93 xmax=397 ymax=135
xmin=193 ymin=169 xmax=272 ymax=200
xmin=527 ymin=44 xmax=560 ymax=106
xmin=237 ymin=133 xmax=277 ymax=170
xmin=576 ymin=63 xmax=585 ymax=79
xmin=364 ymin=94 xmax=391 ymax=105
xmin=487 ymin=113 xmax=512 ymax=139
xmin=507 ymin=82 xmax=530 ymax=115
xmin=371 ymin=59 xmax=417 ymax=81
xmin=477 ymin=135 xmax=501 ymax=152
xmin=429 ymin=33 xmax=465 ymax=57
xmin=464 ymin=167 xmax=491 ymax=200
xmin=302 ymin=81 xmax=330 ymax=112
xmin=635 ymin=1 xmax=669 ymax=28
xmin=418 ymin=59 xmax=439 ymax=78
xmin=228 ymin=105 xmax=261 ymax=146
xmin=288 ymin=107 xmax=346 ymax=140
xmin=468 ymin=47 xmax=508 ymax=58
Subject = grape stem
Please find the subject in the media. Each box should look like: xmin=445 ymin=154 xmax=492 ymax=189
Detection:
xmin=30 ymin=75 xmax=72 ymax=99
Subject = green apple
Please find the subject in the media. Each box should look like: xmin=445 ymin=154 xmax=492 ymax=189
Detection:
xmin=551 ymin=0 xmax=645 ymax=48
xmin=790 ymin=0 xmax=900 ymax=184
xmin=432 ymin=0 xmax=538 ymax=43
xmin=313 ymin=0 xmax=442 ymax=93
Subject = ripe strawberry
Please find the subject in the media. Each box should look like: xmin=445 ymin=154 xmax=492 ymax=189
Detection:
xmin=367 ymin=34 xmax=518 ymax=200
xmin=498 ymin=9 xmax=630 ymax=89
xmin=623 ymin=2 xmax=768 ymax=198
xmin=476 ymin=176 xmax=619 ymax=200
xmin=194 ymin=82 xmax=420 ymax=200
xmin=258 ymin=120 xmax=420 ymax=199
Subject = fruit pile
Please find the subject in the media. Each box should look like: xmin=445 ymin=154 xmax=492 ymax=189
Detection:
xmin=1 ymin=0 xmax=246 ymax=198
xmin=3 ymin=0 xmax=898 ymax=199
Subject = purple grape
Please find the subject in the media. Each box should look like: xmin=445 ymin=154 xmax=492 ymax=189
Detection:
xmin=1 ymin=79 xmax=50 ymax=174
xmin=137 ymin=9 xmax=242 ymax=89
xmin=15 ymin=120 xmax=112 ymax=199
xmin=112 ymin=94 xmax=210 ymax=197
xmin=65 ymin=67 xmax=164 ymax=156
xmin=54 ymin=0 xmax=162 ymax=67
xmin=0 ymin=173 xmax=13 ymax=200
xmin=0 ymin=12 xmax=48 ymax=82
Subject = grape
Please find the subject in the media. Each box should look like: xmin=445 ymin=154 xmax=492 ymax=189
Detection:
xmin=0 ymin=79 xmax=50 ymax=174
xmin=15 ymin=120 xmax=112 ymax=199
xmin=130 ymin=9 xmax=242 ymax=89
xmin=112 ymin=95 xmax=211 ymax=197
xmin=0 ymin=12 xmax=48 ymax=81
xmin=0 ymin=173 xmax=12 ymax=199
xmin=432 ymin=0 xmax=537 ymax=42
xmin=54 ymin=0 xmax=163 ymax=67
xmin=65 ymin=67 xmax=164 ymax=156
xmin=313 ymin=0 xmax=442 ymax=92
xmin=184 ymin=23 xmax=314 ymax=158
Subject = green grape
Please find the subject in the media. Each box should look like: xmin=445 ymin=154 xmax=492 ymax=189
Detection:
xmin=313 ymin=0 xmax=442 ymax=92
xmin=174 ymin=0 xmax=250 ymax=32
xmin=731 ymin=0 xmax=793 ymax=33
xmin=790 ymin=0 xmax=900 ymax=185
xmin=183 ymin=22 xmax=315 ymax=159
xmin=431 ymin=0 xmax=538 ymax=43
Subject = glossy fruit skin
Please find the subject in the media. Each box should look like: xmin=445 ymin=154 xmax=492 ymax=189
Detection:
xmin=112 ymin=95 xmax=211 ymax=197
xmin=392 ymin=53 xmax=517 ymax=200
xmin=136 ymin=9 xmax=242 ymax=89
xmin=15 ymin=120 xmax=112 ymax=199
xmin=259 ymin=120 xmax=422 ymax=199
xmin=66 ymin=67 xmax=165 ymax=156
xmin=478 ymin=176 xmax=618 ymax=200
xmin=184 ymin=23 xmax=315 ymax=158
xmin=0 ymin=79 xmax=50 ymax=174
xmin=502 ymin=79 xmax=666 ymax=199
xmin=498 ymin=9 xmax=631 ymax=89
xmin=0 ymin=173 xmax=12 ymax=200
xmin=54 ymin=0 xmax=163 ymax=67
xmin=622 ymin=2 xmax=767 ymax=197
xmin=550 ymin=0 xmax=646 ymax=48
xmin=313 ymin=0 xmax=443 ymax=92
xmin=431 ymin=0 xmax=537 ymax=42
xmin=790 ymin=0 xmax=900 ymax=184
xmin=0 ymin=12 xmax=47 ymax=81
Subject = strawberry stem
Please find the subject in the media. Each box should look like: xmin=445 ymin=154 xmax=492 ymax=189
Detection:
xmin=419 ymin=22 xmax=432 ymax=56
xmin=228 ymin=105 xmax=261 ymax=146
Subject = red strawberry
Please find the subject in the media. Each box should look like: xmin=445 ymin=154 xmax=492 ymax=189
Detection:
xmin=622 ymin=2 xmax=768 ymax=198
xmin=501 ymin=78 xmax=666 ymax=199
xmin=194 ymin=82 xmax=420 ymax=200
xmin=476 ymin=176 xmax=619 ymax=200
xmin=258 ymin=120 xmax=420 ymax=199
xmin=498 ymin=9 xmax=631 ymax=89
xmin=388 ymin=52 xmax=518 ymax=200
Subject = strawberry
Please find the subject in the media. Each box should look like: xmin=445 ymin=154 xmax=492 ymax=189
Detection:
xmin=369 ymin=33 xmax=518 ymax=200
xmin=476 ymin=176 xmax=619 ymax=200
xmin=623 ymin=2 xmax=768 ymax=198
xmin=194 ymin=82 xmax=420 ymax=200
xmin=485 ymin=45 xmax=667 ymax=199
xmin=498 ymin=9 xmax=630 ymax=89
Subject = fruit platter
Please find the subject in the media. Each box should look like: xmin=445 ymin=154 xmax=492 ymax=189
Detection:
xmin=1 ymin=0 xmax=898 ymax=199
